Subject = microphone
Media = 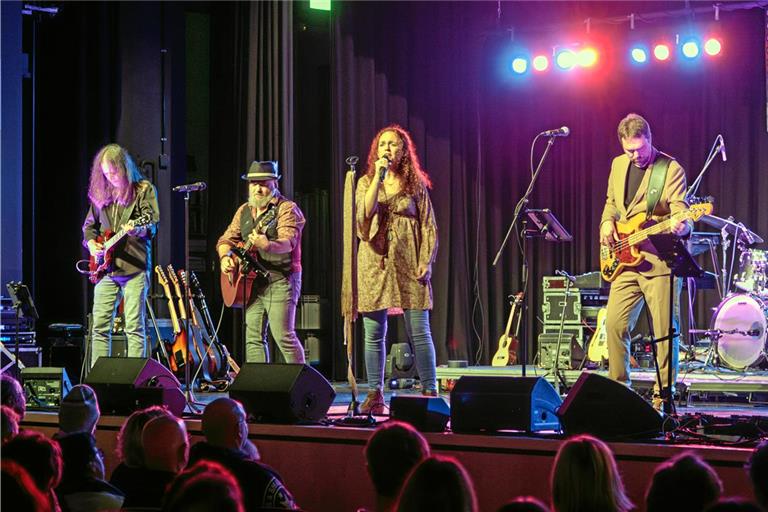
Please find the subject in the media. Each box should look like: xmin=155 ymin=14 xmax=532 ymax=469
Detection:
xmin=717 ymin=135 xmax=727 ymax=162
xmin=172 ymin=181 xmax=207 ymax=192
xmin=378 ymin=156 xmax=391 ymax=183
xmin=555 ymin=269 xmax=577 ymax=284
xmin=541 ymin=126 xmax=570 ymax=137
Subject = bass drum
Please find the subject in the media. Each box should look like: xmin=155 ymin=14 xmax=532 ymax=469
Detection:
xmin=712 ymin=294 xmax=768 ymax=370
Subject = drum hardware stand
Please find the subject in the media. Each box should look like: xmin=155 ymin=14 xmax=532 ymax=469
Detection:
xmin=5 ymin=282 xmax=39 ymax=380
xmin=647 ymin=234 xmax=705 ymax=417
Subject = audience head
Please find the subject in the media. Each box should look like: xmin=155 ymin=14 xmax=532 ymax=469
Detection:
xmin=1 ymin=372 xmax=26 ymax=419
xmin=747 ymin=439 xmax=768 ymax=510
xmin=58 ymin=384 xmax=100 ymax=435
xmin=202 ymin=398 xmax=248 ymax=451
xmin=396 ymin=455 xmax=478 ymax=512
xmin=117 ymin=405 xmax=172 ymax=467
xmin=163 ymin=460 xmax=244 ymax=512
xmin=551 ymin=434 xmax=633 ymax=512
xmin=705 ymin=499 xmax=762 ymax=512
xmin=497 ymin=496 xmax=550 ymax=512
xmin=646 ymin=452 xmax=723 ymax=512
xmin=365 ymin=420 xmax=431 ymax=501
xmin=142 ymin=415 xmax=189 ymax=473
xmin=242 ymin=439 xmax=261 ymax=461
xmin=3 ymin=430 xmax=63 ymax=496
xmin=2 ymin=404 xmax=20 ymax=443
xmin=57 ymin=432 xmax=106 ymax=492
xmin=1 ymin=460 xmax=52 ymax=512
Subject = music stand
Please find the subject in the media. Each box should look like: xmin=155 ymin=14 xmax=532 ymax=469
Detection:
xmin=522 ymin=209 xmax=572 ymax=378
xmin=646 ymin=234 xmax=705 ymax=416
xmin=5 ymin=282 xmax=39 ymax=378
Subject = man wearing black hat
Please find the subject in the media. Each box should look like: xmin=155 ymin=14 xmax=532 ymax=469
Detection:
xmin=216 ymin=161 xmax=306 ymax=363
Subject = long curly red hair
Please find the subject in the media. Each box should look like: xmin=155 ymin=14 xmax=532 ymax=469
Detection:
xmin=365 ymin=125 xmax=432 ymax=195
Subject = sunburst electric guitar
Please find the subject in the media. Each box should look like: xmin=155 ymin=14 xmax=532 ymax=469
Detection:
xmin=599 ymin=200 xmax=713 ymax=283
xmin=492 ymin=292 xmax=524 ymax=367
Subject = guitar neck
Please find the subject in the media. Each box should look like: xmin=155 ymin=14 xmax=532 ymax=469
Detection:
xmin=626 ymin=211 xmax=690 ymax=246
xmin=161 ymin=286 xmax=181 ymax=333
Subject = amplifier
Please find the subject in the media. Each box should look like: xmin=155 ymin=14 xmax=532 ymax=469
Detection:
xmin=21 ymin=367 xmax=73 ymax=410
xmin=296 ymin=295 xmax=326 ymax=330
xmin=542 ymin=324 xmax=587 ymax=348
xmin=537 ymin=333 xmax=584 ymax=370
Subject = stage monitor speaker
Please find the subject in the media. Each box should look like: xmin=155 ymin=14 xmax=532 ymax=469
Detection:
xmin=21 ymin=367 xmax=72 ymax=410
xmin=229 ymin=363 xmax=335 ymax=424
xmin=85 ymin=357 xmax=185 ymax=417
xmin=557 ymin=372 xmax=662 ymax=439
xmin=450 ymin=376 xmax=562 ymax=433
xmin=390 ymin=395 xmax=450 ymax=432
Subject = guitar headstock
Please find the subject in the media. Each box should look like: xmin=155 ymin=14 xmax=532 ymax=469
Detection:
xmin=167 ymin=264 xmax=184 ymax=294
xmin=155 ymin=265 xmax=170 ymax=290
xmin=688 ymin=197 xmax=714 ymax=221
xmin=179 ymin=269 xmax=190 ymax=290
xmin=189 ymin=271 xmax=203 ymax=296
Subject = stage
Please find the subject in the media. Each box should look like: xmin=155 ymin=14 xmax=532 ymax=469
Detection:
xmin=21 ymin=373 xmax=763 ymax=512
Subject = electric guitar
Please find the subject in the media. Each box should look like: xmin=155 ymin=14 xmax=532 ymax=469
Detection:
xmin=189 ymin=270 xmax=239 ymax=377
xmin=88 ymin=213 xmax=151 ymax=284
xmin=155 ymin=265 xmax=194 ymax=376
xmin=492 ymin=292 xmax=524 ymax=367
xmin=220 ymin=204 xmax=279 ymax=308
xmin=599 ymin=199 xmax=713 ymax=282
xmin=168 ymin=265 xmax=210 ymax=382
xmin=587 ymin=307 xmax=608 ymax=362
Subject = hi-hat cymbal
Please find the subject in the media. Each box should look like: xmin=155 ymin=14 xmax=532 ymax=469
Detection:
xmin=699 ymin=214 xmax=763 ymax=244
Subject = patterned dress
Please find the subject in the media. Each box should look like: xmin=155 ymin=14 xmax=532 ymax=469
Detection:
xmin=355 ymin=174 xmax=438 ymax=312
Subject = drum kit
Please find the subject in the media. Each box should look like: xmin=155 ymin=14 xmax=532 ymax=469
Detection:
xmin=693 ymin=213 xmax=767 ymax=371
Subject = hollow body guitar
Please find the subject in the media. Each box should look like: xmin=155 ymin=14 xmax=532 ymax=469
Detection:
xmin=220 ymin=204 xmax=279 ymax=308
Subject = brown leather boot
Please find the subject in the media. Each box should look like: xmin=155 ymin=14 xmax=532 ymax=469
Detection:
xmin=359 ymin=389 xmax=386 ymax=415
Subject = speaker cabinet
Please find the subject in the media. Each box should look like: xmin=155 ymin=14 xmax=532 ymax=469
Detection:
xmin=85 ymin=357 xmax=185 ymax=417
xmin=390 ymin=395 xmax=450 ymax=432
xmin=229 ymin=363 xmax=335 ymax=424
xmin=21 ymin=367 xmax=73 ymax=410
xmin=557 ymin=372 xmax=662 ymax=439
xmin=450 ymin=376 xmax=562 ymax=433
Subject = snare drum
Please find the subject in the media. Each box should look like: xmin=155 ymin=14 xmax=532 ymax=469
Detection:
xmin=735 ymin=249 xmax=768 ymax=294
xmin=712 ymin=293 xmax=767 ymax=370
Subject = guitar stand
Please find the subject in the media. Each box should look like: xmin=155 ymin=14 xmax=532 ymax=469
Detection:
xmin=145 ymin=295 xmax=171 ymax=366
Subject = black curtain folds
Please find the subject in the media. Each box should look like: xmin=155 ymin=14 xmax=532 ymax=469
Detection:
xmin=331 ymin=1 xmax=768 ymax=370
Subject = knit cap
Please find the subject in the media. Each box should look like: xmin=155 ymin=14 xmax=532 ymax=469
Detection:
xmin=59 ymin=384 xmax=100 ymax=434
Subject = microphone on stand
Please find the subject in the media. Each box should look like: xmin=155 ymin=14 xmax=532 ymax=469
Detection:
xmin=378 ymin=156 xmax=391 ymax=183
xmin=541 ymin=126 xmax=570 ymax=137
xmin=717 ymin=135 xmax=727 ymax=162
xmin=172 ymin=181 xmax=207 ymax=192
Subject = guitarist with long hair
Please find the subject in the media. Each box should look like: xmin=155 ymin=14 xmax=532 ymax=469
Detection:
xmin=82 ymin=144 xmax=159 ymax=367
xmin=217 ymin=161 xmax=306 ymax=364
xmin=600 ymin=114 xmax=691 ymax=412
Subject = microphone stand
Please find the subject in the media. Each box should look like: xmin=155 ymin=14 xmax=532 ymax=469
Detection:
xmin=180 ymin=189 xmax=204 ymax=414
xmin=492 ymin=135 xmax=559 ymax=377
xmin=686 ymin=135 xmax=723 ymax=200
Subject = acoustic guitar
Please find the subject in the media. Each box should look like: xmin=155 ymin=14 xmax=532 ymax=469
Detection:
xmin=492 ymin=292 xmax=524 ymax=367
xmin=88 ymin=213 xmax=151 ymax=284
xmin=220 ymin=204 xmax=279 ymax=308
xmin=599 ymin=199 xmax=713 ymax=283
xmin=587 ymin=307 xmax=608 ymax=362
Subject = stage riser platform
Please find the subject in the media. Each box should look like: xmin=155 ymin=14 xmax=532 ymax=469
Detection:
xmin=22 ymin=413 xmax=756 ymax=512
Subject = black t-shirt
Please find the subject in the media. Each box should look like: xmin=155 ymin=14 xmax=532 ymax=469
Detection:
xmin=624 ymin=162 xmax=647 ymax=208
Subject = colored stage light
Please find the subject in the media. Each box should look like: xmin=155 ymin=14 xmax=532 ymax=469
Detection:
xmin=511 ymin=57 xmax=528 ymax=74
xmin=309 ymin=0 xmax=331 ymax=11
xmin=532 ymin=55 xmax=549 ymax=71
xmin=704 ymin=38 xmax=722 ymax=56
xmin=630 ymin=47 xmax=648 ymax=63
xmin=653 ymin=44 xmax=671 ymax=61
xmin=555 ymin=50 xmax=576 ymax=70
xmin=577 ymin=48 xmax=598 ymax=67
xmin=681 ymin=39 xmax=700 ymax=59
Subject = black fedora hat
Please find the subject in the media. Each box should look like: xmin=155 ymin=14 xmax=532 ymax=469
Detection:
xmin=241 ymin=160 xmax=281 ymax=181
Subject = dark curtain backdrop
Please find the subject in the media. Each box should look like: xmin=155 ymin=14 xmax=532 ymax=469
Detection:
xmin=331 ymin=1 xmax=768 ymax=371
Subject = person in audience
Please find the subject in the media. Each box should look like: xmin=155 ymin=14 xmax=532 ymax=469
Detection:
xmin=3 ymin=430 xmax=63 ymax=511
xmin=55 ymin=431 xmax=124 ymax=512
xmin=2 ymin=460 xmax=52 ymax=512
xmin=747 ymin=439 xmax=768 ymax=511
xmin=1 ymin=372 xmax=26 ymax=419
xmin=109 ymin=405 xmax=172 ymax=490
xmin=2 ymin=404 xmax=20 ymax=442
xmin=56 ymin=384 xmax=100 ymax=436
xmin=188 ymin=397 xmax=297 ymax=510
xmin=362 ymin=420 xmax=431 ymax=512
xmin=118 ymin=414 xmax=189 ymax=509
xmin=705 ymin=499 xmax=762 ymax=512
xmin=645 ymin=452 xmax=722 ymax=512
xmin=163 ymin=460 xmax=244 ymax=512
xmin=550 ymin=434 xmax=633 ymax=512
xmin=396 ymin=455 xmax=478 ymax=512
xmin=497 ymin=496 xmax=549 ymax=512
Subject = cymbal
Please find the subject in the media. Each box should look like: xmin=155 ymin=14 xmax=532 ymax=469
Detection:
xmin=699 ymin=214 xmax=763 ymax=244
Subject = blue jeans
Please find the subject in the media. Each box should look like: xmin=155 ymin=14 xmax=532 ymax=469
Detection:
xmin=244 ymin=272 xmax=305 ymax=364
xmin=362 ymin=309 xmax=437 ymax=392
xmin=90 ymin=272 xmax=148 ymax=367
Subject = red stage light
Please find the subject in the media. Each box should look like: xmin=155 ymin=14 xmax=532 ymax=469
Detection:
xmin=704 ymin=38 xmax=722 ymax=56
xmin=532 ymin=55 xmax=549 ymax=71
xmin=653 ymin=44 xmax=671 ymax=61
xmin=577 ymin=48 xmax=598 ymax=67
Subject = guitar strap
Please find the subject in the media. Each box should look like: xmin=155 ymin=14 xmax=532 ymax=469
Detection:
xmin=645 ymin=154 xmax=672 ymax=221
